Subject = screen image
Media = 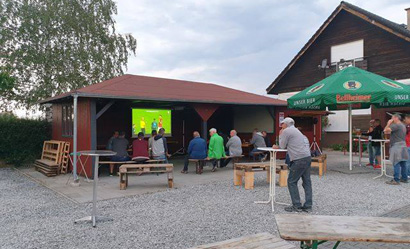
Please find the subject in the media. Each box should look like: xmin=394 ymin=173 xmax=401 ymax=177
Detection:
xmin=131 ymin=108 xmax=172 ymax=137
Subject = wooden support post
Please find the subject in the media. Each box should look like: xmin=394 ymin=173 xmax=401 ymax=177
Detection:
xmin=244 ymin=170 xmax=254 ymax=190
xmin=234 ymin=166 xmax=242 ymax=186
xmin=279 ymin=170 xmax=288 ymax=187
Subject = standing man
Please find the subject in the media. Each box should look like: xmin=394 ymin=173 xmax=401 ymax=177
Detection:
xmin=362 ymin=120 xmax=375 ymax=167
xmin=140 ymin=117 xmax=146 ymax=135
xmin=405 ymin=114 xmax=410 ymax=178
xmin=207 ymin=128 xmax=226 ymax=172
xmin=151 ymin=118 xmax=158 ymax=132
xmin=152 ymin=128 xmax=170 ymax=162
xmin=148 ymin=130 xmax=157 ymax=157
xmin=181 ymin=131 xmax=207 ymax=173
xmin=384 ymin=114 xmax=409 ymax=185
xmin=221 ymin=130 xmax=242 ymax=167
xmin=273 ymin=117 xmax=312 ymax=212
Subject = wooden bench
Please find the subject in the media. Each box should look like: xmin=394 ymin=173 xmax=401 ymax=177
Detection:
xmin=119 ymin=164 xmax=174 ymax=190
xmin=100 ymin=159 xmax=166 ymax=173
xmin=190 ymin=232 xmax=295 ymax=249
xmin=189 ymin=155 xmax=244 ymax=174
xmin=311 ymin=154 xmax=327 ymax=177
xmin=234 ymin=162 xmax=288 ymax=189
xmin=275 ymin=214 xmax=410 ymax=249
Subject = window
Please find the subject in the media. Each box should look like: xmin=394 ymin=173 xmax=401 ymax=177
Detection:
xmin=62 ymin=104 xmax=73 ymax=137
xmin=330 ymin=39 xmax=364 ymax=64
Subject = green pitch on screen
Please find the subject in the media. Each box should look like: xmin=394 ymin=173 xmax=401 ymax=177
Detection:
xmin=131 ymin=108 xmax=172 ymax=137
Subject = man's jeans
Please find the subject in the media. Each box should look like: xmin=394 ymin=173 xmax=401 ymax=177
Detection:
xmin=393 ymin=160 xmax=408 ymax=182
xmin=407 ymin=147 xmax=410 ymax=177
xmin=373 ymin=146 xmax=381 ymax=165
xmin=368 ymin=142 xmax=374 ymax=165
xmin=288 ymin=156 xmax=312 ymax=208
xmin=153 ymin=154 xmax=168 ymax=163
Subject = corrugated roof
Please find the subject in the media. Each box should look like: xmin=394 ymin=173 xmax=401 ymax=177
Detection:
xmin=266 ymin=1 xmax=410 ymax=94
xmin=40 ymin=74 xmax=286 ymax=106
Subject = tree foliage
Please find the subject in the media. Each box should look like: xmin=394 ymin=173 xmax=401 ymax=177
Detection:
xmin=0 ymin=0 xmax=137 ymax=109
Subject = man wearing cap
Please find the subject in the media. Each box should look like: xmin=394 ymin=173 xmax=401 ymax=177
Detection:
xmin=384 ymin=114 xmax=409 ymax=185
xmin=274 ymin=117 xmax=312 ymax=212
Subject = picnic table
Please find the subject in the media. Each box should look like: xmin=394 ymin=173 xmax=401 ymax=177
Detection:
xmin=275 ymin=214 xmax=410 ymax=249
xmin=190 ymin=232 xmax=295 ymax=249
xmin=254 ymin=147 xmax=288 ymax=212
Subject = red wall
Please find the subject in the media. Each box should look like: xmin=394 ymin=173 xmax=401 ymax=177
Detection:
xmin=52 ymin=98 xmax=93 ymax=177
xmin=274 ymin=107 xmax=322 ymax=148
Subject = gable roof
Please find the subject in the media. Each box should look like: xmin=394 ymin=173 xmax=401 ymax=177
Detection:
xmin=40 ymin=74 xmax=286 ymax=106
xmin=266 ymin=1 xmax=410 ymax=94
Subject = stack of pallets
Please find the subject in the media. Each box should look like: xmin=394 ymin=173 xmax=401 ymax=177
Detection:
xmin=35 ymin=140 xmax=70 ymax=177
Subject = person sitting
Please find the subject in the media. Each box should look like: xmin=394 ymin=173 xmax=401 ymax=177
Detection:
xmin=207 ymin=128 xmax=226 ymax=172
xmin=221 ymin=130 xmax=242 ymax=167
xmin=250 ymin=128 xmax=266 ymax=160
xmin=181 ymin=131 xmax=207 ymax=173
xmin=132 ymin=132 xmax=149 ymax=160
xmin=110 ymin=131 xmax=131 ymax=176
xmin=106 ymin=131 xmax=119 ymax=150
xmin=152 ymin=128 xmax=169 ymax=162
xmin=262 ymin=131 xmax=272 ymax=147
xmin=148 ymin=130 xmax=157 ymax=157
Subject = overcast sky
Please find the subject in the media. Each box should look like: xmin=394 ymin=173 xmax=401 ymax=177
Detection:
xmin=115 ymin=0 xmax=409 ymax=96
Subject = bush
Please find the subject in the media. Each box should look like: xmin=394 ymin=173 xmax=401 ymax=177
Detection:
xmin=331 ymin=143 xmax=344 ymax=151
xmin=0 ymin=115 xmax=51 ymax=166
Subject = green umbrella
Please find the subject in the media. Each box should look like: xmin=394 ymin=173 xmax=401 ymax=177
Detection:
xmin=287 ymin=66 xmax=410 ymax=170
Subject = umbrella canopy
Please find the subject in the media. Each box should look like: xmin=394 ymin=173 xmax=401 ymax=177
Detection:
xmin=287 ymin=66 xmax=410 ymax=171
xmin=288 ymin=67 xmax=410 ymax=110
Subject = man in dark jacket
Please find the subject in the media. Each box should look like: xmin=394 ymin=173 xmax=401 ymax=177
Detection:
xmin=181 ymin=131 xmax=207 ymax=173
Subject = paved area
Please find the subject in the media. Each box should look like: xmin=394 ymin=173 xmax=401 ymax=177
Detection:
xmin=18 ymin=150 xmax=396 ymax=203
xmin=3 ymin=150 xmax=408 ymax=249
xmin=18 ymin=157 xmax=236 ymax=203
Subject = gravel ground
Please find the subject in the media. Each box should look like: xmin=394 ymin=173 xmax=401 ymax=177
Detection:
xmin=0 ymin=167 xmax=409 ymax=249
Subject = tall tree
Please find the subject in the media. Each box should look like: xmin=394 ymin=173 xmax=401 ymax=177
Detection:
xmin=0 ymin=0 xmax=137 ymax=110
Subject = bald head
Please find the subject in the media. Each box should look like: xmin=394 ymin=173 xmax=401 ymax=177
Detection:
xmin=193 ymin=131 xmax=200 ymax=138
xmin=230 ymin=130 xmax=237 ymax=137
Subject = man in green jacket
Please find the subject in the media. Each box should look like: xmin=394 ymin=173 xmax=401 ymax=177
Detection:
xmin=207 ymin=128 xmax=226 ymax=172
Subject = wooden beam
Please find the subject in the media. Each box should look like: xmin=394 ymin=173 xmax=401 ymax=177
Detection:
xmin=96 ymin=100 xmax=115 ymax=119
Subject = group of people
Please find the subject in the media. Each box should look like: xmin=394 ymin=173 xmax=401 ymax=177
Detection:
xmin=181 ymin=128 xmax=273 ymax=173
xmin=106 ymin=128 xmax=170 ymax=175
xmin=362 ymin=114 xmax=410 ymax=184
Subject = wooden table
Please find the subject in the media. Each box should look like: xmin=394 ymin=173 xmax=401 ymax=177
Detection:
xmin=234 ymin=162 xmax=288 ymax=189
xmin=190 ymin=232 xmax=295 ymax=249
xmin=254 ymin=147 xmax=288 ymax=212
xmin=275 ymin=214 xmax=410 ymax=249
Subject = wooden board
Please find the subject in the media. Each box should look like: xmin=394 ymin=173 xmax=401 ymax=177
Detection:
xmin=275 ymin=214 xmax=410 ymax=243
xmin=190 ymin=232 xmax=295 ymax=249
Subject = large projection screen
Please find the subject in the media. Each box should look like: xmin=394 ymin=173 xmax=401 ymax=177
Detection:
xmin=131 ymin=108 xmax=172 ymax=137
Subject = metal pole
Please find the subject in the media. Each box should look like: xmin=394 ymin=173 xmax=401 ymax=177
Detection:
xmin=348 ymin=105 xmax=353 ymax=171
xmin=92 ymin=155 xmax=99 ymax=227
xmin=73 ymin=94 xmax=78 ymax=181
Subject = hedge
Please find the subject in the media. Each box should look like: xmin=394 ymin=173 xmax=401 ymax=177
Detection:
xmin=0 ymin=114 xmax=51 ymax=166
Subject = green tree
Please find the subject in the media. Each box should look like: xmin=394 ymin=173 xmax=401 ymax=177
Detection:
xmin=0 ymin=0 xmax=137 ymax=109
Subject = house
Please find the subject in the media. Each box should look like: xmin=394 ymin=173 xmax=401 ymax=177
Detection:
xmin=40 ymin=74 xmax=288 ymax=176
xmin=266 ymin=1 xmax=410 ymax=147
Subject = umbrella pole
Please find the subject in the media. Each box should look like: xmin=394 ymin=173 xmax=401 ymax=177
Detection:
xmin=349 ymin=104 xmax=353 ymax=171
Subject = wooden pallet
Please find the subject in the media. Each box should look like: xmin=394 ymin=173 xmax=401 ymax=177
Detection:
xmin=34 ymin=159 xmax=60 ymax=177
xmin=35 ymin=140 xmax=70 ymax=177
xmin=60 ymin=142 xmax=70 ymax=174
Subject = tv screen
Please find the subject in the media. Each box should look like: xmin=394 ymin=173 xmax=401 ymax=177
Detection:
xmin=131 ymin=108 xmax=172 ymax=137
